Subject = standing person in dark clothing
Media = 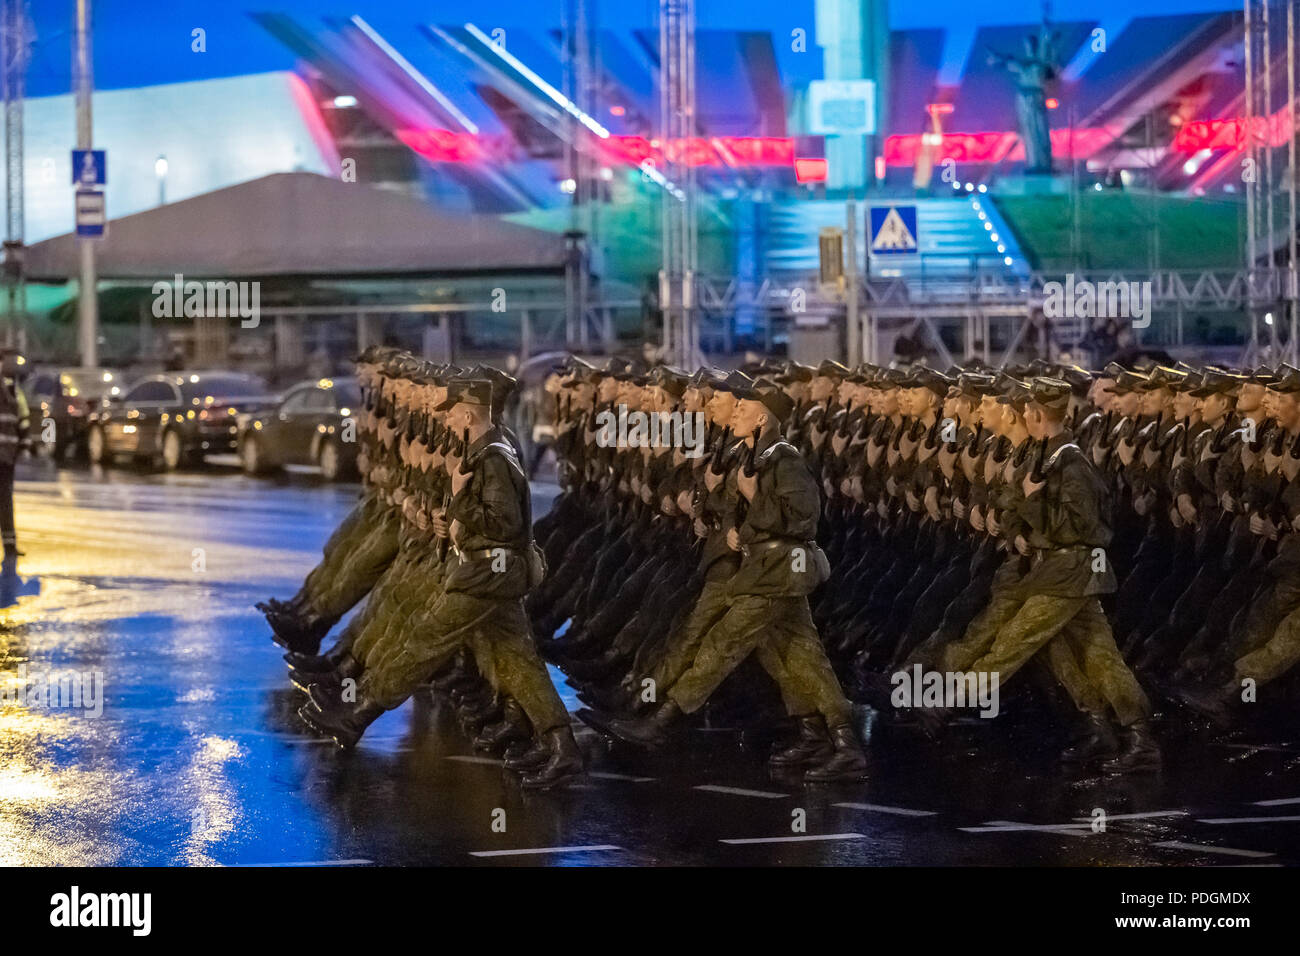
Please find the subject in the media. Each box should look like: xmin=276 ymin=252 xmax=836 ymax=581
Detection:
xmin=0 ymin=348 xmax=30 ymax=566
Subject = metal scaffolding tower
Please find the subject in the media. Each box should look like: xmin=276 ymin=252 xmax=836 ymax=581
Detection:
xmin=562 ymin=0 xmax=599 ymax=350
xmin=1 ymin=0 xmax=27 ymax=351
xmin=1242 ymin=0 xmax=1300 ymax=364
xmin=659 ymin=0 xmax=700 ymax=367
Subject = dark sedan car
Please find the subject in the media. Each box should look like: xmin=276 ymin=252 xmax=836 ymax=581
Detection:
xmin=25 ymin=367 xmax=126 ymax=460
xmin=236 ymin=377 xmax=360 ymax=481
xmin=87 ymin=372 xmax=273 ymax=470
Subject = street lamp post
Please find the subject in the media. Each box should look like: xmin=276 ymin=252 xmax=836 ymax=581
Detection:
xmin=155 ymin=154 xmax=167 ymax=205
xmin=75 ymin=0 xmax=97 ymax=368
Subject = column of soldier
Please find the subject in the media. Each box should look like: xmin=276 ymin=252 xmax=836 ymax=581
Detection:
xmin=257 ymin=347 xmax=584 ymax=789
xmin=260 ymin=345 xmax=1300 ymax=789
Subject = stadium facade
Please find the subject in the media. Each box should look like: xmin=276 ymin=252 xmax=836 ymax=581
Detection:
xmin=5 ymin=6 xmax=1286 ymax=369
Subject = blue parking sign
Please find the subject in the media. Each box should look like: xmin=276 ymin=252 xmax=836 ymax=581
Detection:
xmin=72 ymin=149 xmax=106 ymax=186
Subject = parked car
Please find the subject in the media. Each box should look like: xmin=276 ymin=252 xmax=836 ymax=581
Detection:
xmin=25 ymin=367 xmax=126 ymax=460
xmin=87 ymin=371 xmax=273 ymax=470
xmin=236 ymin=377 xmax=360 ymax=481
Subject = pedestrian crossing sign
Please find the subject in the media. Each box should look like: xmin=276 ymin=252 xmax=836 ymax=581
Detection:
xmin=869 ymin=205 xmax=918 ymax=255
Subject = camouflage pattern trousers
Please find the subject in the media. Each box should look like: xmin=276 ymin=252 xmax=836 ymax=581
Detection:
xmin=942 ymin=588 xmax=1150 ymax=726
xmin=361 ymin=589 xmax=570 ymax=736
xmin=666 ymin=593 xmax=853 ymax=728
xmin=300 ymin=495 xmax=402 ymax=620
xmin=1233 ymin=599 xmax=1300 ymax=688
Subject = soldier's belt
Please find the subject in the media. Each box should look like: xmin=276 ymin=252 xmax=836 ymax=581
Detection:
xmin=740 ymin=538 xmax=807 ymax=558
xmin=1031 ymin=544 xmax=1092 ymax=560
xmin=453 ymin=545 xmax=520 ymax=563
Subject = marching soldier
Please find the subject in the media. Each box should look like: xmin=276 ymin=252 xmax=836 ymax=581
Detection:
xmin=299 ymin=378 xmax=584 ymax=788
xmin=580 ymin=382 xmax=868 ymax=781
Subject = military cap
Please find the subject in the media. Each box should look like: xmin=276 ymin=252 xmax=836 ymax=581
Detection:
xmin=648 ymin=365 xmax=690 ymax=398
xmin=725 ymin=373 xmax=768 ymax=401
xmin=1105 ymin=370 xmax=1149 ymax=394
xmin=1249 ymin=367 xmax=1280 ymax=385
xmin=559 ymin=355 xmax=597 ymax=378
xmin=1271 ymin=368 xmax=1300 ymax=394
xmin=711 ymin=370 xmax=756 ymax=394
xmin=612 ymin=358 xmax=648 ymax=382
xmin=688 ymin=367 xmax=727 ymax=390
xmin=996 ymin=378 xmax=1033 ymax=409
xmin=957 ymin=371 xmax=997 ymax=396
xmin=816 ymin=359 xmax=850 ymax=378
xmin=742 ymin=380 xmax=795 ymax=423
xmin=1138 ymin=365 xmax=1185 ymax=390
xmin=475 ymin=365 xmax=519 ymax=410
xmin=900 ymin=367 xmax=948 ymax=396
xmin=434 ymin=378 xmax=493 ymax=411
xmin=1028 ymin=377 xmax=1072 ymax=410
xmin=1190 ymin=369 xmax=1245 ymax=397
xmin=1055 ymin=366 xmax=1093 ymax=397
xmin=1101 ymin=361 xmax=1127 ymax=380
xmin=574 ymin=360 xmax=609 ymax=382
xmin=776 ymin=362 xmax=814 ymax=385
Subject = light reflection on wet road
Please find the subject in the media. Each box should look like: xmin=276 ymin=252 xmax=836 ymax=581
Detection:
xmin=4 ymin=459 xmax=1300 ymax=866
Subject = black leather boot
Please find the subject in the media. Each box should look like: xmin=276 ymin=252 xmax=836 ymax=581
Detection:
xmin=559 ymin=646 xmax=626 ymax=682
xmin=283 ymin=650 xmax=335 ymax=673
xmin=769 ymin=715 xmax=833 ymax=768
xmin=267 ymin=605 xmax=334 ymax=654
xmin=1060 ymin=713 xmax=1120 ymax=767
xmin=298 ymin=694 xmax=384 ymax=749
xmin=1101 ymin=719 xmax=1162 ymax=774
xmin=455 ymin=691 xmax=501 ymax=725
xmin=575 ymin=682 xmax=635 ymax=714
xmin=1175 ymin=681 xmax=1235 ymax=725
xmin=851 ymin=670 xmax=897 ymax=712
xmin=804 ymin=723 xmax=868 ymax=782
xmin=503 ymin=735 xmax=552 ymax=773
xmin=292 ymin=653 xmax=360 ymax=696
xmin=577 ymin=698 xmax=681 ymax=749
xmin=521 ymin=727 xmax=585 ymax=789
xmin=430 ymin=658 xmax=476 ymax=695
xmin=473 ymin=699 xmax=532 ymax=752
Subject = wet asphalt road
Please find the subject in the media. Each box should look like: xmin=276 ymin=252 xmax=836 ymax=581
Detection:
xmin=5 ymin=457 xmax=1300 ymax=866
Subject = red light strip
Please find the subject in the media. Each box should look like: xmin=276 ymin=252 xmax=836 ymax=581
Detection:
xmin=794 ymin=157 xmax=828 ymax=183
xmin=1172 ymin=108 xmax=1294 ymax=152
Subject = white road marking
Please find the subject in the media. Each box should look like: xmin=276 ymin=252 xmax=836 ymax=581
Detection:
xmin=445 ymin=755 xmax=502 ymax=765
xmin=1254 ymin=796 xmax=1300 ymax=806
xmin=694 ymin=784 xmax=789 ymax=799
xmin=469 ymin=844 xmax=621 ymax=858
xmin=960 ymin=820 xmax=1091 ymax=838
xmin=720 ymin=833 xmax=866 ymax=845
xmin=834 ymin=802 xmax=936 ymax=817
xmin=233 ymin=859 xmax=372 ymax=867
xmin=589 ymin=771 xmax=655 ymax=782
xmin=1071 ymin=810 xmax=1188 ymax=821
xmin=1153 ymin=841 xmax=1275 ymax=858
xmin=1197 ymin=815 xmax=1300 ymax=824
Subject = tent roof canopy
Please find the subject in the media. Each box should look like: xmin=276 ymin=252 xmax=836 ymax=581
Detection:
xmin=25 ymin=172 xmax=568 ymax=281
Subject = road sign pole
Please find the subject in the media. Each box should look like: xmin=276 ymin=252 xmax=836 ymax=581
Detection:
xmin=846 ymin=196 xmax=859 ymax=364
xmin=75 ymin=0 xmax=97 ymax=368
